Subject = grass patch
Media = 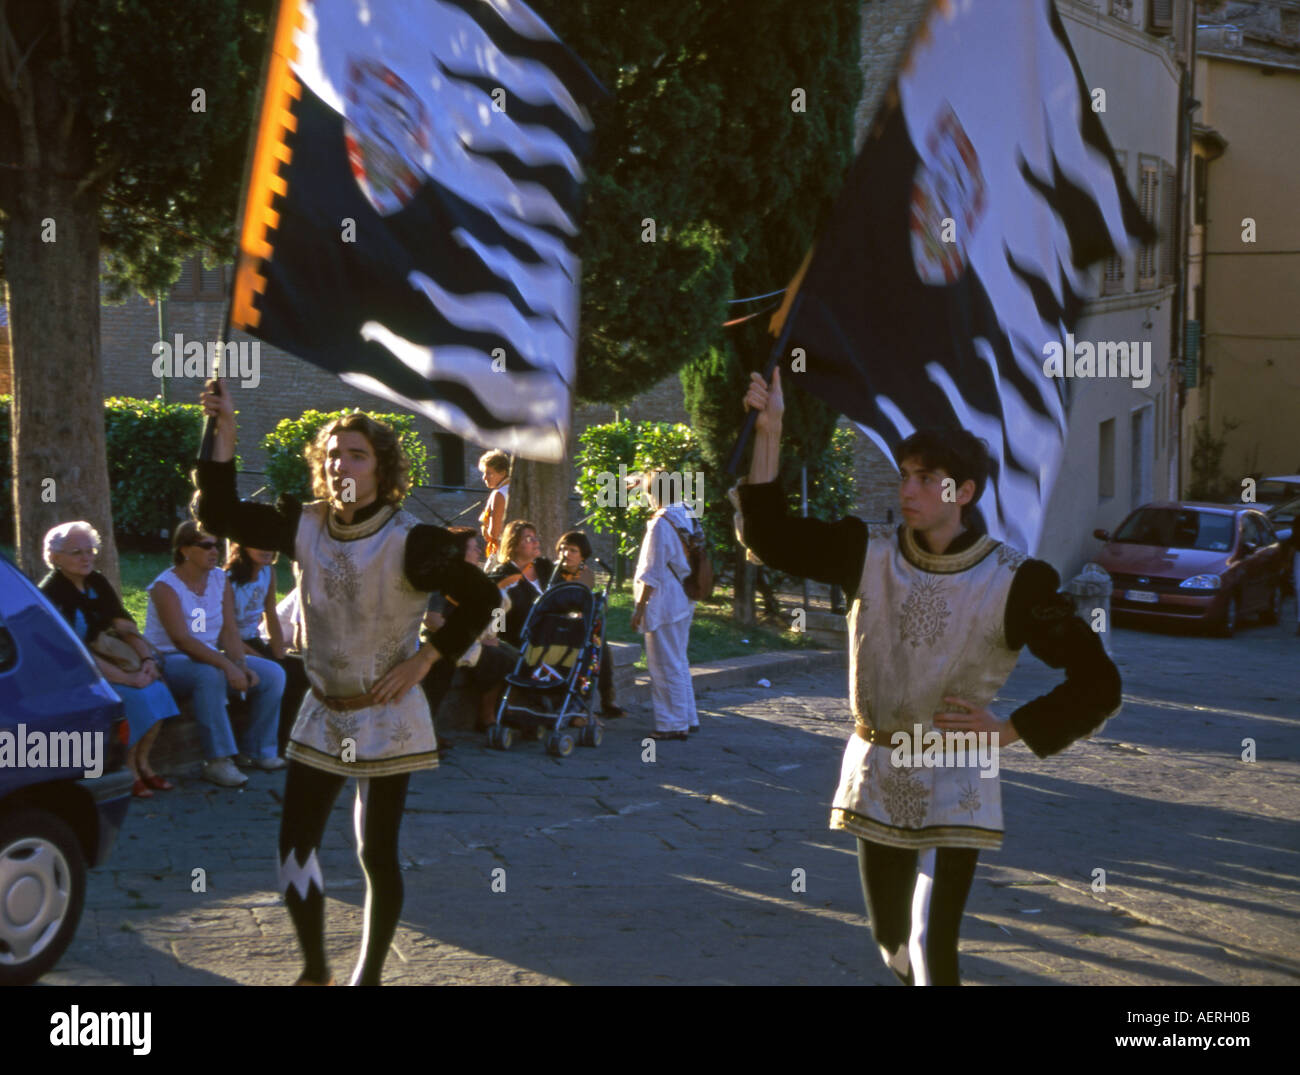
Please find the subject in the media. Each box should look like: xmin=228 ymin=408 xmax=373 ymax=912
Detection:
xmin=600 ymin=586 xmax=818 ymax=667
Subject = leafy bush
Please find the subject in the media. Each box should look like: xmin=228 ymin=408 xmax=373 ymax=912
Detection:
xmin=104 ymin=397 xmax=207 ymax=541
xmin=0 ymin=395 xmax=204 ymax=546
xmin=576 ymin=419 xmax=726 ymax=565
xmin=262 ymin=409 xmax=429 ymax=504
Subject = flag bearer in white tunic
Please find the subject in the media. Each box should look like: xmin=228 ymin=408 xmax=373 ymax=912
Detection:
xmin=197 ymin=382 xmax=498 ymax=985
xmin=736 ymin=370 xmax=1121 ymax=985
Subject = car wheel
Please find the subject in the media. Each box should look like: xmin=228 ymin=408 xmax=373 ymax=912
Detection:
xmin=1260 ymin=583 xmax=1281 ymax=625
xmin=1215 ymin=592 xmax=1239 ymax=638
xmin=0 ymin=809 xmax=87 ymax=986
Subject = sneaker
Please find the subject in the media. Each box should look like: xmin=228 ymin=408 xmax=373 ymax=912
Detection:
xmin=251 ymin=755 xmax=287 ymax=771
xmin=203 ymin=758 xmax=249 ymax=787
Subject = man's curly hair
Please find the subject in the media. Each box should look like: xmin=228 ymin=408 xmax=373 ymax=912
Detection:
xmin=305 ymin=413 xmax=410 ymax=506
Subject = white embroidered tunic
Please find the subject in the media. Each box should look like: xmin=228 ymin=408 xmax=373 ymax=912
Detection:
xmin=830 ymin=525 xmax=1026 ymax=851
xmin=286 ymin=502 xmax=437 ymax=777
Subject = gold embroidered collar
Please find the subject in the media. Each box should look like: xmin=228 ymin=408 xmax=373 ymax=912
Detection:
xmin=900 ymin=526 xmax=999 ymax=574
xmin=327 ymin=502 xmax=398 ymax=541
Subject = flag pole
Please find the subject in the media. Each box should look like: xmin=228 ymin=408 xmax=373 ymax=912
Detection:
xmin=726 ymin=290 xmax=803 ymax=477
xmin=199 ymin=0 xmax=286 ymax=463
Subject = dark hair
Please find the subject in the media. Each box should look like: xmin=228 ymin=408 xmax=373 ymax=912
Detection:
xmin=224 ymin=543 xmax=277 ymax=585
xmin=225 ymin=543 xmax=257 ymax=585
xmin=445 ymin=525 xmax=479 ymax=557
xmin=305 ymin=413 xmax=410 ymax=505
xmin=172 ymin=520 xmax=217 ymax=565
xmin=556 ymin=530 xmax=592 ymax=560
xmin=501 ymin=520 xmax=538 ymax=564
xmin=894 ymin=428 xmax=991 ymax=524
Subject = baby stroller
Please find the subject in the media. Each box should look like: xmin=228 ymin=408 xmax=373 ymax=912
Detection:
xmin=485 ymin=568 xmax=611 ymax=758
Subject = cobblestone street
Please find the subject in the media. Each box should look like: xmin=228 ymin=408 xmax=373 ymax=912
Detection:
xmin=42 ymin=616 xmax=1300 ymax=987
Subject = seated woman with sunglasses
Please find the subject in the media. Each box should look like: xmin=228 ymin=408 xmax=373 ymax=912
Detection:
xmin=143 ymin=521 xmax=286 ymax=787
xmin=40 ymin=521 xmax=180 ymax=799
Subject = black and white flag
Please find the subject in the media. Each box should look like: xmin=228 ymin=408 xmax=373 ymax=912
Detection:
xmin=231 ymin=0 xmax=603 ymax=461
xmin=778 ymin=0 xmax=1154 ymax=553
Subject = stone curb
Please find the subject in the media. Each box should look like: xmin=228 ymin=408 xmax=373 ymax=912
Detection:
xmin=616 ymin=646 xmax=846 ymax=706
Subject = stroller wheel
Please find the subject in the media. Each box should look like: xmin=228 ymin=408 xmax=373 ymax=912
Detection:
xmin=498 ymin=726 xmax=515 ymax=750
xmin=546 ymin=732 xmax=575 ymax=758
xmin=485 ymin=725 xmax=500 ymax=749
xmin=579 ymin=724 xmax=604 ymax=748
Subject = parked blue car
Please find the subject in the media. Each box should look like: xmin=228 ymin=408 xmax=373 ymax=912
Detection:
xmin=0 ymin=552 xmax=132 ymax=985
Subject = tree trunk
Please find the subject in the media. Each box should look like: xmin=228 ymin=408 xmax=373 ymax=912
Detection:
xmin=733 ymin=543 xmax=756 ymax=625
xmin=6 ymin=183 xmax=121 ymax=589
xmin=506 ymin=453 xmax=575 ymax=562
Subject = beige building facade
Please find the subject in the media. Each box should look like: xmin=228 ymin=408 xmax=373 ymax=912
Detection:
xmin=1182 ymin=4 xmax=1300 ymax=494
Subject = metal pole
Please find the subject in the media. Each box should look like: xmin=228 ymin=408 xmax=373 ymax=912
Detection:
xmin=800 ymin=465 xmax=809 ymax=610
xmin=156 ymin=288 xmax=168 ymax=402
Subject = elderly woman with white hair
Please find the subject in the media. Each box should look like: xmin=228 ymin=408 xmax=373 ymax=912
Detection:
xmin=631 ymin=469 xmax=701 ymax=740
xmin=39 ymin=521 xmax=180 ymax=799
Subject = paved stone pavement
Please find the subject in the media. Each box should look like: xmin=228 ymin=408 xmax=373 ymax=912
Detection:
xmin=41 ymin=612 xmax=1300 ymax=986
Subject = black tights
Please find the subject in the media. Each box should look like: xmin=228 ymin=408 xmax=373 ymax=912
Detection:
xmin=278 ymin=760 xmax=410 ymax=985
xmin=856 ymin=839 xmax=979 ymax=986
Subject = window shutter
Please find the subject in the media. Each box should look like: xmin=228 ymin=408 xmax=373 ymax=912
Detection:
xmin=1159 ymin=161 xmax=1176 ymax=287
xmin=1183 ymin=320 xmax=1200 ymax=388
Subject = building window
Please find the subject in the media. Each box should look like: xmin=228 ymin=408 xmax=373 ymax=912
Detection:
xmin=1102 ymin=151 xmax=1127 ymax=295
xmin=1130 ymin=405 xmax=1153 ymax=510
xmin=1099 ymin=418 xmax=1116 ymax=501
xmin=1137 ymin=157 xmax=1159 ymax=289
xmin=170 ymin=256 xmax=226 ymax=302
xmin=1193 ymin=154 xmax=1207 ymax=227
xmin=1159 ymin=160 xmax=1176 ymax=287
xmin=434 ymin=434 xmax=465 ymax=487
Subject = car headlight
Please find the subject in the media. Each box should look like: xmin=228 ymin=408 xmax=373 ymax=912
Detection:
xmin=1179 ymin=575 xmax=1222 ymax=590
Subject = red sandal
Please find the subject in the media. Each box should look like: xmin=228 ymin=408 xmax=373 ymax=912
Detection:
xmin=142 ymin=774 xmax=175 ymax=791
xmin=131 ymin=778 xmax=155 ymax=799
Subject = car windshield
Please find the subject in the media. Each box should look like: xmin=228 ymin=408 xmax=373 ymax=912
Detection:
xmin=1112 ymin=508 xmax=1236 ymax=552
xmin=1256 ymin=481 xmax=1299 ymax=505
xmin=1267 ymin=496 xmax=1300 ymax=524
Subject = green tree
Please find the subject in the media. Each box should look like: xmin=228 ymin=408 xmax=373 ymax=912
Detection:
xmin=0 ymin=0 xmax=270 ymax=584
xmin=534 ymin=0 xmax=863 ymax=405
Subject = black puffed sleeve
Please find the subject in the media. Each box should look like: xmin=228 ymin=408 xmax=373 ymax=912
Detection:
xmin=193 ymin=459 xmax=299 ymax=558
xmin=1005 ymin=558 xmax=1122 ymax=757
xmin=735 ymin=480 xmax=869 ymax=593
xmin=405 ymin=525 xmax=500 ymax=662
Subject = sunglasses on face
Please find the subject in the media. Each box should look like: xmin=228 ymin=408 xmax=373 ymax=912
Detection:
xmin=190 ymin=540 xmax=219 ymax=550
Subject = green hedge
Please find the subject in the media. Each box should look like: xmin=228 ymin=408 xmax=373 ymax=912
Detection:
xmin=262 ymin=409 xmax=429 ymax=504
xmin=104 ymin=398 xmax=207 ymax=541
xmin=0 ymin=395 xmax=205 ymax=545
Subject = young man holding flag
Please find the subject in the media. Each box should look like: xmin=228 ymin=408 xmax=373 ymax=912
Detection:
xmin=736 ymin=368 xmax=1121 ymax=985
xmin=196 ymin=380 xmax=498 ymax=985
